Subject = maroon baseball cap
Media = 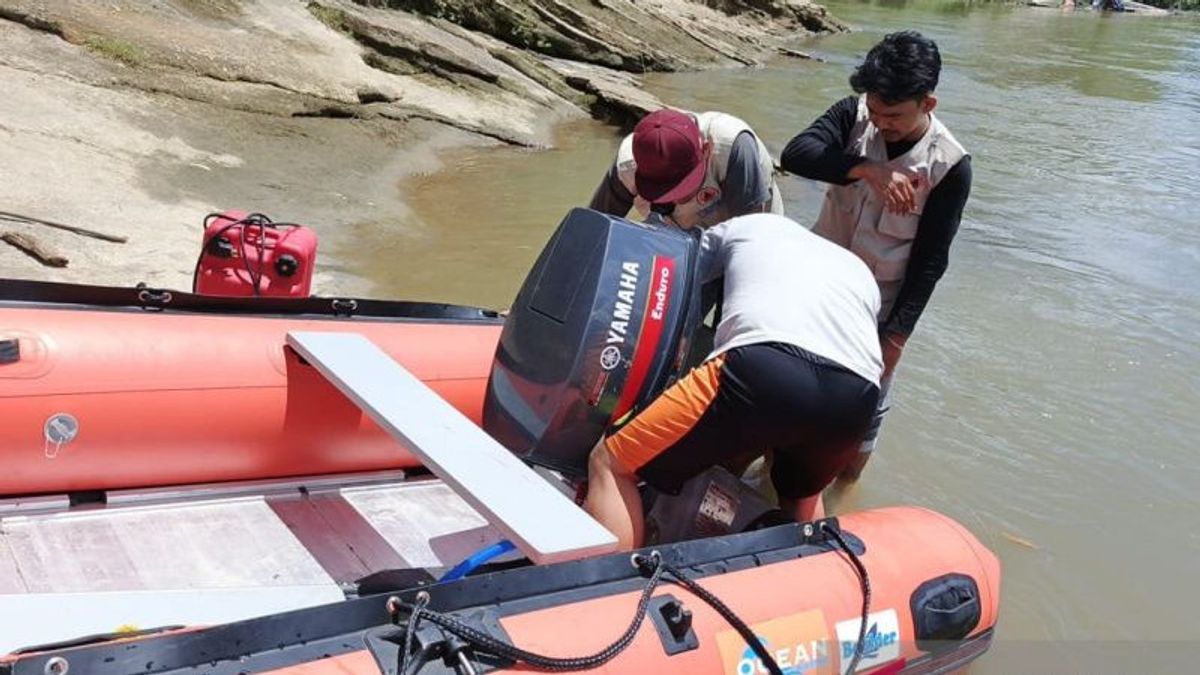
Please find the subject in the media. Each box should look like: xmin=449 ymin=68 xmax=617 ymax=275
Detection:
xmin=632 ymin=109 xmax=707 ymax=205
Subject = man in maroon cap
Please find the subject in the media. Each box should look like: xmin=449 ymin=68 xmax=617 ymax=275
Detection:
xmin=589 ymin=109 xmax=782 ymax=229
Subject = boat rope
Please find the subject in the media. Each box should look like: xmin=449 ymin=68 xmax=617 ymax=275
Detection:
xmin=389 ymin=550 xmax=783 ymax=674
xmin=394 ymin=550 xmax=668 ymax=673
xmin=389 ymin=525 xmax=872 ymax=675
xmin=823 ymin=522 xmax=872 ymax=674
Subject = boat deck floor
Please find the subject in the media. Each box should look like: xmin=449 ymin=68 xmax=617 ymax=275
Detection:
xmin=0 ymin=471 xmax=517 ymax=653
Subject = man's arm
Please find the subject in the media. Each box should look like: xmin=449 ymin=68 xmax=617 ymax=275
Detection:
xmin=588 ymin=160 xmax=635 ymax=217
xmin=780 ymin=96 xmax=863 ymax=184
xmin=781 ymin=96 xmax=924 ymax=214
xmin=719 ymin=131 xmax=771 ymax=216
xmin=698 ymin=220 xmax=733 ymax=284
xmin=880 ymin=156 xmax=973 ymax=338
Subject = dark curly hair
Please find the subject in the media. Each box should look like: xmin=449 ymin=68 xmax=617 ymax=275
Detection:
xmin=849 ymin=31 xmax=941 ymax=103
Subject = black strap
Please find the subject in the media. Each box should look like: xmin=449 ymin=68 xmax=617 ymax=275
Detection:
xmin=388 ymin=527 xmax=874 ymax=675
xmin=0 ymin=278 xmax=500 ymax=322
xmin=392 ymin=553 xmax=672 ymax=673
xmin=823 ymin=522 xmax=872 ymax=673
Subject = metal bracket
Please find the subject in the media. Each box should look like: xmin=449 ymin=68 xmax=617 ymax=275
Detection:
xmin=800 ymin=517 xmax=840 ymax=544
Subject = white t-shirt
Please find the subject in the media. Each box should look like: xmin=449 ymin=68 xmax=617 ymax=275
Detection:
xmin=699 ymin=213 xmax=883 ymax=386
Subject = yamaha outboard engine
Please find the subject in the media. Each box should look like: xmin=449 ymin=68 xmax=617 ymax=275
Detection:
xmin=484 ymin=208 xmax=702 ymax=478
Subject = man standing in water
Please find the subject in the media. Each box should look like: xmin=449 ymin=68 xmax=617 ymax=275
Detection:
xmin=781 ymin=30 xmax=972 ymax=481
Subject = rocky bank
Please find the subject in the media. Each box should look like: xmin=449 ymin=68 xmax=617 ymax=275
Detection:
xmin=0 ymin=0 xmax=842 ymax=295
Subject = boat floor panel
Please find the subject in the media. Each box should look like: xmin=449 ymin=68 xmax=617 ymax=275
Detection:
xmin=1 ymin=498 xmax=334 ymax=593
xmin=0 ymin=475 xmax=524 ymax=653
xmin=0 ymin=537 xmax=24 ymax=595
xmin=343 ymin=481 xmax=508 ymax=569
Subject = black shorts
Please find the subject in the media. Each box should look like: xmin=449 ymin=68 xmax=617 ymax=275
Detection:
xmin=605 ymin=342 xmax=880 ymax=499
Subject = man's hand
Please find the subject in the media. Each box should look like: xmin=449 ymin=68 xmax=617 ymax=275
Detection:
xmin=849 ymin=161 xmax=925 ymax=215
xmin=881 ymin=332 xmax=906 ymax=378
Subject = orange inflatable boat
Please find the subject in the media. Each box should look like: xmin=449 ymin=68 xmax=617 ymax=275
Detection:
xmin=1 ymin=506 xmax=1000 ymax=675
xmin=0 ymin=275 xmax=1001 ymax=674
xmin=0 ymin=279 xmax=503 ymax=495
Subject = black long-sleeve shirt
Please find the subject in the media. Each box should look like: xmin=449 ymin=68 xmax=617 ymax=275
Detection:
xmin=781 ymin=96 xmax=972 ymax=338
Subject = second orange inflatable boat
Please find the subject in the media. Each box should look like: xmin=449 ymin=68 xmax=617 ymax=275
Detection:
xmin=0 ymin=279 xmax=503 ymax=495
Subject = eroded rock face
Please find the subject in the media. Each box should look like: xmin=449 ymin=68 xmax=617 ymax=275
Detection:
xmin=368 ymin=0 xmax=845 ymax=70
xmin=0 ymin=0 xmax=843 ymax=137
xmin=0 ymin=0 xmax=843 ymax=290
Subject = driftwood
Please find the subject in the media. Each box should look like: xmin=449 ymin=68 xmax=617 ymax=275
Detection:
xmin=0 ymin=210 xmax=128 ymax=243
xmin=1 ymin=231 xmax=69 ymax=268
xmin=777 ymin=47 xmax=826 ymax=62
xmin=1001 ymin=531 xmax=1040 ymax=550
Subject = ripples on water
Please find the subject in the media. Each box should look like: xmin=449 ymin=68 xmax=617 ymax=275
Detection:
xmin=804 ymin=4 xmax=1200 ymax=651
xmin=367 ymin=0 xmax=1200 ymax=659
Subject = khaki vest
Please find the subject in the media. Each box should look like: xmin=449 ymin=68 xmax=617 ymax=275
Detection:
xmin=813 ymin=96 xmax=967 ymax=319
xmin=616 ymin=111 xmax=784 ymax=218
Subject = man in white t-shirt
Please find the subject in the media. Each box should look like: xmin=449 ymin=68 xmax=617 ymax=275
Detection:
xmin=584 ymin=213 xmax=884 ymax=550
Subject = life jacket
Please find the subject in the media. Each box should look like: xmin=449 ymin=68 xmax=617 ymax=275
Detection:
xmin=812 ymin=96 xmax=967 ymax=319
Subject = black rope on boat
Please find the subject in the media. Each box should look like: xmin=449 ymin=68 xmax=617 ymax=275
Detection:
xmin=822 ymin=521 xmax=872 ymax=675
xmin=400 ymin=591 xmax=431 ymax=675
xmin=390 ymin=524 xmax=872 ymax=675
xmin=394 ymin=551 xmax=667 ymax=673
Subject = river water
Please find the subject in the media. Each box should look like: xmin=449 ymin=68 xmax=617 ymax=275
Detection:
xmin=355 ymin=0 xmax=1200 ymax=668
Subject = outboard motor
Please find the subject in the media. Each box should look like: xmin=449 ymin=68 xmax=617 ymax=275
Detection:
xmin=193 ymin=210 xmax=318 ymax=298
xmin=484 ymin=207 xmax=702 ymax=478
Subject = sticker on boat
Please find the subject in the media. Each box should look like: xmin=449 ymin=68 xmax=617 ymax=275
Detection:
xmin=835 ymin=609 xmax=901 ymax=674
xmin=716 ymin=609 xmax=833 ymax=674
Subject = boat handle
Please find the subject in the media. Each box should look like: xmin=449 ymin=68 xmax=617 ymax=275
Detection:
xmin=0 ymin=338 xmax=18 ymax=365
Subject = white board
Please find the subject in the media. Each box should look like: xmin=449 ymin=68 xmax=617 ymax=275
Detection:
xmin=286 ymin=331 xmax=617 ymax=564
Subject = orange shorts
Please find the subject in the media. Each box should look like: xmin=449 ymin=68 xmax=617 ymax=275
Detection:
xmin=604 ymin=343 xmax=878 ymax=499
xmin=606 ymin=355 xmax=725 ymax=474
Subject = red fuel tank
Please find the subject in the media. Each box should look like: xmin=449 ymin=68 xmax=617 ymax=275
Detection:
xmin=193 ymin=211 xmax=318 ymax=297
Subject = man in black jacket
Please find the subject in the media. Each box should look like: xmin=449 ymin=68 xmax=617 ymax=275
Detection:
xmin=781 ymin=31 xmax=972 ymax=481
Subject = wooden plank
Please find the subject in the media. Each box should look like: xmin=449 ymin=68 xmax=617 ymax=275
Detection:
xmin=0 ymin=210 xmax=128 ymax=243
xmin=286 ymin=331 xmax=617 ymax=564
xmin=269 ymin=491 xmax=422 ymax=585
xmin=343 ymin=481 xmax=518 ymax=570
xmin=268 ymin=496 xmax=375 ymax=585
xmin=1 ymin=231 xmax=68 ymax=268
